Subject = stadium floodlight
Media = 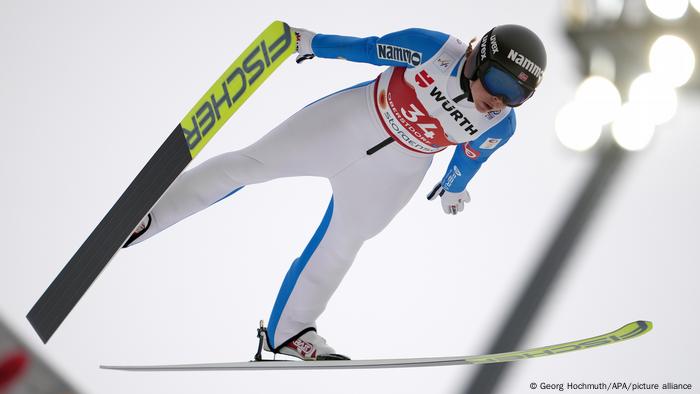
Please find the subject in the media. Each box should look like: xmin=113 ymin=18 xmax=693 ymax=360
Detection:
xmin=612 ymin=102 xmax=656 ymax=151
xmin=575 ymin=76 xmax=622 ymax=124
xmin=645 ymin=0 xmax=688 ymax=19
xmin=555 ymin=101 xmax=603 ymax=152
xmin=628 ymin=73 xmax=678 ymax=125
xmin=595 ymin=0 xmax=625 ymax=20
xmin=649 ymin=35 xmax=696 ymax=87
xmin=691 ymin=0 xmax=700 ymax=12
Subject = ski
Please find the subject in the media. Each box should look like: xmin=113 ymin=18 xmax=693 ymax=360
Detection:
xmin=27 ymin=21 xmax=295 ymax=344
xmin=100 ymin=320 xmax=651 ymax=371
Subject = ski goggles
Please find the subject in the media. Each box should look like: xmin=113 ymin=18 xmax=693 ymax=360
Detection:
xmin=477 ymin=62 xmax=535 ymax=107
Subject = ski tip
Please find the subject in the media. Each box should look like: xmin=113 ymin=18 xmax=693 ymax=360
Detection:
xmin=616 ymin=320 xmax=653 ymax=339
xmin=630 ymin=320 xmax=654 ymax=332
xmin=25 ymin=312 xmax=52 ymax=344
xmin=272 ymin=20 xmax=290 ymax=30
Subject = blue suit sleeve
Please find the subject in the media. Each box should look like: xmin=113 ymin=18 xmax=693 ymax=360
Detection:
xmin=311 ymin=28 xmax=449 ymax=67
xmin=441 ymin=111 xmax=517 ymax=192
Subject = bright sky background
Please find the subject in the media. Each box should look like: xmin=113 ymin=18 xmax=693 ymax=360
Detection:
xmin=1 ymin=1 xmax=698 ymax=393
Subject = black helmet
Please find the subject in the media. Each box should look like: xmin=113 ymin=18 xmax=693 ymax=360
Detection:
xmin=463 ymin=24 xmax=547 ymax=106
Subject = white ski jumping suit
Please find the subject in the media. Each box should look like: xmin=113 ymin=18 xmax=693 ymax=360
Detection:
xmin=130 ymin=28 xmax=517 ymax=350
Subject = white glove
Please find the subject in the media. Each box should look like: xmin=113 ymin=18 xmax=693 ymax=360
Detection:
xmin=427 ymin=183 xmax=471 ymax=215
xmin=292 ymin=27 xmax=316 ymax=64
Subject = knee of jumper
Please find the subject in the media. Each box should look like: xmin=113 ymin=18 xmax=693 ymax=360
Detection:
xmin=342 ymin=215 xmax=391 ymax=243
xmin=228 ymin=154 xmax=273 ymax=185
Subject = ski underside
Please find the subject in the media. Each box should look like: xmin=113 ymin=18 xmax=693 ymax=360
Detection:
xmin=27 ymin=21 xmax=295 ymax=343
xmin=101 ymin=320 xmax=651 ymax=371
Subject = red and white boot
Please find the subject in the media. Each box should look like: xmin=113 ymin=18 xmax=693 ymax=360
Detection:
xmin=256 ymin=323 xmax=350 ymax=361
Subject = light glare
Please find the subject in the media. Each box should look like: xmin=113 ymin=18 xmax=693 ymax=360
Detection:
xmin=595 ymin=0 xmax=625 ymax=20
xmin=628 ymin=73 xmax=678 ymax=125
xmin=645 ymin=0 xmax=688 ymax=19
xmin=691 ymin=0 xmax=700 ymax=12
xmin=575 ymin=76 xmax=622 ymax=124
xmin=612 ymin=103 xmax=656 ymax=151
xmin=649 ymin=35 xmax=696 ymax=87
xmin=555 ymin=102 xmax=602 ymax=152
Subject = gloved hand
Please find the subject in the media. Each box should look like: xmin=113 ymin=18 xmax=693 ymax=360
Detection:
xmin=292 ymin=27 xmax=316 ymax=64
xmin=427 ymin=183 xmax=471 ymax=215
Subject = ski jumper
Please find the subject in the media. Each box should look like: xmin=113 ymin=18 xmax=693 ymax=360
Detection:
xmin=129 ymin=28 xmax=517 ymax=349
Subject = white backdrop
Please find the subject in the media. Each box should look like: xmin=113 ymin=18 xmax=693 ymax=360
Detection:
xmin=1 ymin=1 xmax=698 ymax=393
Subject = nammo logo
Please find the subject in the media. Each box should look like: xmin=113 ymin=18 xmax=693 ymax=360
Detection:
xmin=506 ymin=49 xmax=543 ymax=79
xmin=181 ymin=24 xmax=292 ymax=152
xmin=377 ymin=44 xmax=422 ymax=66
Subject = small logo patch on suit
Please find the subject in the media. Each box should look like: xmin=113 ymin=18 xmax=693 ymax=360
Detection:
xmin=464 ymin=144 xmax=481 ymax=159
xmin=377 ymin=44 xmax=422 ymax=66
xmin=484 ymin=110 xmax=501 ymax=120
xmin=479 ymin=138 xmax=502 ymax=150
xmin=433 ymin=54 xmax=455 ymax=73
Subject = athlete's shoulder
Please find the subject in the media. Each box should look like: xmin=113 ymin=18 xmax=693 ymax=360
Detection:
xmin=385 ymin=28 xmax=450 ymax=45
xmin=482 ymin=108 xmax=516 ymax=138
xmin=466 ymin=109 xmax=516 ymax=156
xmin=501 ymin=108 xmax=516 ymax=132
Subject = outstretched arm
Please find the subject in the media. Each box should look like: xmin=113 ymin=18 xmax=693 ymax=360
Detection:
xmin=293 ymin=27 xmax=449 ymax=67
xmin=428 ymin=111 xmax=517 ymax=215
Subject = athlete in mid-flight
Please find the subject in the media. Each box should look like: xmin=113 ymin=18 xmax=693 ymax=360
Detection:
xmin=124 ymin=24 xmax=547 ymax=361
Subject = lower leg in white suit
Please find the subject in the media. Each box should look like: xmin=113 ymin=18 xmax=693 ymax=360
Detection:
xmin=268 ymin=149 xmax=432 ymax=348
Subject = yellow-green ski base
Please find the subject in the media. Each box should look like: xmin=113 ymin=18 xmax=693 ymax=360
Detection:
xmin=181 ymin=21 xmax=294 ymax=158
xmin=27 ymin=21 xmax=294 ymax=343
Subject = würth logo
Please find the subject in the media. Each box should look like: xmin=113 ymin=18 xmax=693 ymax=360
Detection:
xmin=377 ymin=44 xmax=422 ymax=66
xmin=415 ymin=70 xmax=434 ymax=88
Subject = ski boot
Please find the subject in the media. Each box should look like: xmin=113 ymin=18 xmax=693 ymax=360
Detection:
xmin=254 ymin=321 xmax=350 ymax=361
